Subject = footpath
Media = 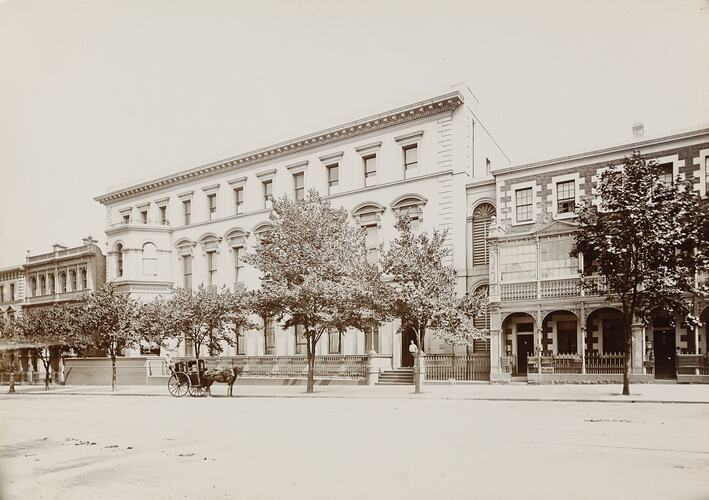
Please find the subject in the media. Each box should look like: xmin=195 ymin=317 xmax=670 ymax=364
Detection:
xmin=3 ymin=382 xmax=709 ymax=404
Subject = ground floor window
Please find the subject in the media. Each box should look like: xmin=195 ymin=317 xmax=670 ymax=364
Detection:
xmin=602 ymin=319 xmax=625 ymax=353
xmin=556 ymin=320 xmax=577 ymax=354
xmin=295 ymin=325 xmax=306 ymax=355
xmin=328 ymin=329 xmax=341 ymax=354
xmin=264 ymin=317 xmax=275 ymax=355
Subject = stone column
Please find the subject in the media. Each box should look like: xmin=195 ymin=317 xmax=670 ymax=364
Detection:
xmin=631 ymin=321 xmax=644 ymax=375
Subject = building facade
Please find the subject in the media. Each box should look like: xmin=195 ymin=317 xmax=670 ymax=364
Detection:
xmin=94 ymin=86 xmax=509 ymax=367
xmin=483 ymin=127 xmax=709 ymax=382
xmin=0 ymin=265 xmax=25 ymax=321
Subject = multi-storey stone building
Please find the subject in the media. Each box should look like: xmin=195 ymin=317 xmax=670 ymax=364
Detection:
xmin=484 ymin=126 xmax=709 ymax=382
xmin=0 ymin=265 xmax=24 ymax=321
xmin=23 ymin=237 xmax=106 ymax=311
xmin=94 ymin=86 xmax=509 ymax=368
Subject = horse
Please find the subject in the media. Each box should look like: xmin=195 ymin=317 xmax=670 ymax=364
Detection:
xmin=202 ymin=366 xmax=242 ymax=397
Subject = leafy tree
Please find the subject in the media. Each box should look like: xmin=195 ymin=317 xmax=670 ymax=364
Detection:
xmin=13 ymin=305 xmax=77 ymax=390
xmin=573 ymin=151 xmax=709 ymax=395
xmin=245 ymin=190 xmax=390 ymax=393
xmin=381 ymin=214 xmax=487 ymax=394
xmin=75 ymin=283 xmax=140 ymax=391
xmin=0 ymin=316 xmax=19 ymax=394
xmin=156 ymin=286 xmax=253 ymax=362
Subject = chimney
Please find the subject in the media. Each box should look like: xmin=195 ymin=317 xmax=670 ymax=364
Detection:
xmin=632 ymin=122 xmax=644 ymax=139
xmin=82 ymin=235 xmax=98 ymax=246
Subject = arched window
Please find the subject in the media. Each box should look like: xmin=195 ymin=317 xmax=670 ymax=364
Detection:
xmin=80 ymin=269 xmax=88 ymax=290
xmin=472 ymin=203 xmax=495 ymax=267
xmin=115 ymin=243 xmax=124 ymax=278
xmin=253 ymin=223 xmax=274 ymax=244
xmin=142 ymin=243 xmax=158 ymax=276
xmin=176 ymin=240 xmax=195 ymax=290
xmin=392 ymin=196 xmax=426 ymax=232
xmin=353 ymin=204 xmax=384 ymax=264
xmin=472 ymin=284 xmax=490 ymax=352
xmin=59 ymin=271 xmax=67 ymax=293
xmin=29 ymin=277 xmax=37 ymax=297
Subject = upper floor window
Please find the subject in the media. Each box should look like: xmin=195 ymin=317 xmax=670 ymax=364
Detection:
xmin=158 ymin=206 xmax=167 ymax=225
xmin=58 ymin=272 xmax=66 ymax=293
xmin=705 ymin=157 xmax=709 ymax=189
xmin=658 ymin=163 xmax=673 ymax=184
xmin=115 ymin=243 xmax=124 ymax=278
xmin=182 ymin=255 xmax=192 ymax=290
xmin=122 ymin=213 xmax=130 ymax=223
xmin=207 ymin=194 xmax=217 ymax=221
xmin=293 ymin=172 xmax=305 ymax=201
xmin=140 ymin=209 xmax=148 ymax=224
xmin=485 ymin=158 xmax=491 ymax=176
xmin=142 ymin=243 xmax=157 ymax=276
xmin=392 ymin=196 xmax=426 ymax=233
xmin=327 ymin=164 xmax=339 ymax=191
xmin=263 ymin=180 xmax=273 ymax=208
xmin=515 ymin=188 xmax=533 ymax=223
xmin=328 ymin=328 xmax=341 ymax=354
xmin=404 ymin=144 xmax=418 ymax=172
xmin=556 ymin=180 xmax=576 ymax=214
xmin=472 ymin=203 xmax=495 ymax=267
xmin=234 ymin=187 xmax=244 ymax=214
xmin=183 ymin=200 xmax=192 ymax=225
xmin=0 ymin=285 xmax=4 ymax=302
xmin=80 ymin=269 xmax=88 ymax=290
xmin=364 ymin=155 xmax=377 ymax=180
xmin=206 ymin=251 xmax=217 ymax=287
xmin=9 ymin=283 xmax=14 ymax=300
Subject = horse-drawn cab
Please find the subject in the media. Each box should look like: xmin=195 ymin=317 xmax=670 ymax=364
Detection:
xmin=167 ymin=358 xmax=240 ymax=398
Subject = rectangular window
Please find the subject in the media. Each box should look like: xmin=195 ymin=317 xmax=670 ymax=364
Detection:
xmin=500 ymin=243 xmax=537 ymax=282
xmin=159 ymin=206 xmax=167 ymax=225
xmin=327 ymin=164 xmax=339 ymax=190
xmin=264 ymin=317 xmax=275 ymax=355
xmin=295 ymin=325 xmax=306 ymax=355
xmin=485 ymin=157 xmax=491 ymax=176
xmin=658 ymin=163 xmax=673 ymax=184
xmin=207 ymin=194 xmax=217 ymax=221
xmin=602 ymin=319 xmax=625 ymax=353
xmin=515 ymin=187 xmax=533 ymax=222
xmin=293 ymin=172 xmax=305 ymax=201
xmin=404 ymin=144 xmax=418 ymax=171
xmin=705 ymin=157 xmax=709 ymax=187
xmin=328 ymin=328 xmax=341 ymax=354
xmin=556 ymin=180 xmax=576 ymax=214
xmin=234 ymin=187 xmax=244 ymax=214
xmin=236 ymin=327 xmax=245 ymax=355
xmin=183 ymin=200 xmax=192 ymax=225
xmin=122 ymin=213 xmax=130 ymax=223
xmin=9 ymin=284 xmax=14 ymax=300
xmin=364 ymin=225 xmax=379 ymax=264
xmin=233 ymin=247 xmax=243 ymax=285
xmin=263 ymin=180 xmax=273 ymax=208
xmin=540 ymin=238 xmax=578 ymax=279
xmin=0 ymin=285 xmax=3 ymax=302
xmin=556 ymin=320 xmax=578 ymax=354
xmin=207 ymin=251 xmax=217 ymax=286
xmin=364 ymin=155 xmax=377 ymax=179
xmin=183 ymin=255 xmax=192 ymax=290
xmin=140 ymin=210 xmax=148 ymax=224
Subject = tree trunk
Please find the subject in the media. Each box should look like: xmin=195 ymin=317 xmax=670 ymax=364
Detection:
xmin=414 ymin=328 xmax=422 ymax=395
xmin=622 ymin=317 xmax=632 ymax=396
xmin=43 ymin=359 xmax=51 ymax=391
xmin=306 ymin=335 xmax=315 ymax=394
xmin=8 ymin=371 xmax=15 ymax=394
xmin=111 ymin=354 xmax=117 ymax=392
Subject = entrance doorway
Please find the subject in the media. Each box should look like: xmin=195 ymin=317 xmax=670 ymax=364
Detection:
xmin=653 ymin=329 xmax=676 ymax=379
xmin=516 ymin=335 xmax=533 ymax=375
xmin=401 ymin=327 xmax=421 ymax=368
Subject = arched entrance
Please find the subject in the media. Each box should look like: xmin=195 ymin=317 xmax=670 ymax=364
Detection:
xmin=585 ymin=308 xmax=625 ymax=354
xmin=501 ymin=312 xmax=536 ymax=375
xmin=542 ymin=310 xmax=580 ymax=355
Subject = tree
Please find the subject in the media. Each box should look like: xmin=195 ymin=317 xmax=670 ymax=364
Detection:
xmin=381 ymin=214 xmax=488 ymax=394
xmin=573 ymin=151 xmax=709 ymax=395
xmin=157 ymin=286 xmax=253 ymax=362
xmin=13 ymin=305 xmax=77 ymax=390
xmin=75 ymin=283 xmax=140 ymax=391
xmin=245 ymin=190 xmax=390 ymax=393
xmin=0 ymin=316 xmax=19 ymax=394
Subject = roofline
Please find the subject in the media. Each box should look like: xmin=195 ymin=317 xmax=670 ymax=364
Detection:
xmin=94 ymin=91 xmax=465 ymax=205
xmin=491 ymin=125 xmax=709 ymax=176
xmin=0 ymin=265 xmax=24 ymax=274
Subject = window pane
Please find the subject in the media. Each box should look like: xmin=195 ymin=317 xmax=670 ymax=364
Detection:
xmin=500 ymin=243 xmax=537 ymax=281
xmin=539 ymin=238 xmax=578 ymax=278
xmin=364 ymin=156 xmax=376 ymax=177
xmin=328 ymin=164 xmax=339 ymax=185
xmin=557 ymin=180 xmax=575 ymax=214
xmin=328 ymin=329 xmax=341 ymax=354
xmin=515 ymin=187 xmax=533 ymax=222
xmin=404 ymin=145 xmax=418 ymax=168
xmin=658 ymin=163 xmax=673 ymax=184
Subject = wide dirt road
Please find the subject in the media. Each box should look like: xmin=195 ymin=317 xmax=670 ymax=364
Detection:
xmin=1 ymin=393 xmax=708 ymax=500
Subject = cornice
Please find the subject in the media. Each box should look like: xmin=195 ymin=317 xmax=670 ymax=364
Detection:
xmin=94 ymin=92 xmax=465 ymax=205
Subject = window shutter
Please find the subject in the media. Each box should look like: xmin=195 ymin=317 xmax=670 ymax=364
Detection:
xmin=472 ymin=203 xmax=495 ymax=267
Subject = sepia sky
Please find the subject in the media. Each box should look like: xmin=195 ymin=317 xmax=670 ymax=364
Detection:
xmin=0 ymin=0 xmax=707 ymax=266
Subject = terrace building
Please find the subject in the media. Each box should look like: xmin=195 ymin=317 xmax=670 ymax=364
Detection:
xmin=483 ymin=126 xmax=709 ymax=383
xmin=0 ymin=265 xmax=24 ymax=321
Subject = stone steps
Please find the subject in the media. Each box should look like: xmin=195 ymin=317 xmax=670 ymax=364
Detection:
xmin=376 ymin=368 xmax=414 ymax=385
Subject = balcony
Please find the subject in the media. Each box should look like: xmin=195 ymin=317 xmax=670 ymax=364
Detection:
xmin=26 ymin=289 xmax=89 ymax=304
xmin=498 ymin=275 xmax=608 ymax=302
xmin=26 ymin=245 xmax=93 ymax=264
xmin=110 ymin=219 xmax=170 ymax=228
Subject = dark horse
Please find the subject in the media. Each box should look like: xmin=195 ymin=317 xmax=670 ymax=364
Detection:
xmin=202 ymin=367 xmax=243 ymax=397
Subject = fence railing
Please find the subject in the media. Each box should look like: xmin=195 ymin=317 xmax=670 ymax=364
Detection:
xmin=676 ymin=354 xmax=709 ymax=375
xmin=523 ymin=352 xmax=626 ymax=374
xmin=585 ymin=352 xmax=625 ymax=374
xmin=425 ymin=354 xmax=490 ymax=381
xmin=172 ymin=355 xmax=368 ymax=379
xmin=540 ymin=279 xmax=582 ymax=299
